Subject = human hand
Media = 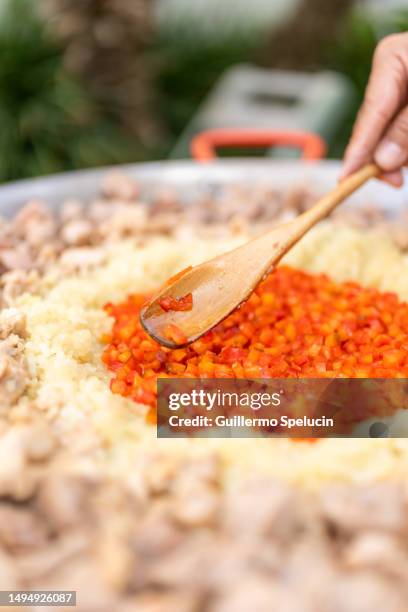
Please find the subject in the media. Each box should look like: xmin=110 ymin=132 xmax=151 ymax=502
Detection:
xmin=341 ymin=32 xmax=408 ymax=187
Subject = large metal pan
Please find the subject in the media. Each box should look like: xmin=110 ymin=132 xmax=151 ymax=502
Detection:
xmin=0 ymin=130 xmax=406 ymax=218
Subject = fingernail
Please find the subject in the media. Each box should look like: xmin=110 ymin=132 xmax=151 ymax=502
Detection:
xmin=375 ymin=140 xmax=406 ymax=171
xmin=340 ymin=147 xmax=364 ymax=180
xmin=339 ymin=163 xmax=350 ymax=181
xmin=339 ymin=161 xmax=357 ymax=180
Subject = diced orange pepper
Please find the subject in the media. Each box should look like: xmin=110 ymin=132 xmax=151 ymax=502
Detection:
xmin=164 ymin=324 xmax=187 ymax=345
xmin=101 ymin=266 xmax=408 ymax=426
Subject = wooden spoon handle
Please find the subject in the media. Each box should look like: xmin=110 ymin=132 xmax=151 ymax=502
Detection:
xmin=295 ymin=163 xmax=381 ymax=235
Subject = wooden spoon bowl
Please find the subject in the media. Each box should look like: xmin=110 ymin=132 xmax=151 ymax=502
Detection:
xmin=140 ymin=164 xmax=381 ymax=348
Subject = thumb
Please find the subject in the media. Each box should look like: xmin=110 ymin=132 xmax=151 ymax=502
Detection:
xmin=375 ymin=105 xmax=408 ymax=171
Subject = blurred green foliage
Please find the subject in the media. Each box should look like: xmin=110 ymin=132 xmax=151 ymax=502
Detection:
xmin=0 ymin=0 xmax=145 ymax=182
xmin=0 ymin=1 xmax=408 ymax=181
xmin=154 ymin=27 xmax=264 ymax=139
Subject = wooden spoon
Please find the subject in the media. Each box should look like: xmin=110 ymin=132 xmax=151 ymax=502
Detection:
xmin=140 ymin=163 xmax=380 ymax=348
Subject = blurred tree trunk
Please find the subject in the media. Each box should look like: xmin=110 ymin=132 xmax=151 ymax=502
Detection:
xmin=260 ymin=0 xmax=355 ymax=69
xmin=41 ymin=0 xmax=159 ymax=146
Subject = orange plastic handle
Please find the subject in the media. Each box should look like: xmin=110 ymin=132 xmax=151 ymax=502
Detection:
xmin=191 ymin=129 xmax=327 ymax=162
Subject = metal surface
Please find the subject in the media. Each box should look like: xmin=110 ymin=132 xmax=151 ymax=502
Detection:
xmin=0 ymin=159 xmax=406 ymax=219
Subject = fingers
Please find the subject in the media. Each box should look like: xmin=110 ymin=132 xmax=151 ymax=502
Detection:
xmin=341 ymin=33 xmax=408 ymax=179
xmin=375 ymin=105 xmax=408 ymax=171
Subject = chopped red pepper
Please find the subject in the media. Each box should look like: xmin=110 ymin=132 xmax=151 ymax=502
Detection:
xmin=102 ymin=266 xmax=408 ymax=427
xmin=164 ymin=323 xmax=188 ymax=345
xmin=159 ymin=292 xmax=193 ymax=312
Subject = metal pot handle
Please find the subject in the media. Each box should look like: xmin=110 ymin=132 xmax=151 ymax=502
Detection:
xmin=190 ymin=129 xmax=326 ymax=162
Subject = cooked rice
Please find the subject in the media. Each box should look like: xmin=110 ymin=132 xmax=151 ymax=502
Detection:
xmin=10 ymin=221 xmax=408 ymax=488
